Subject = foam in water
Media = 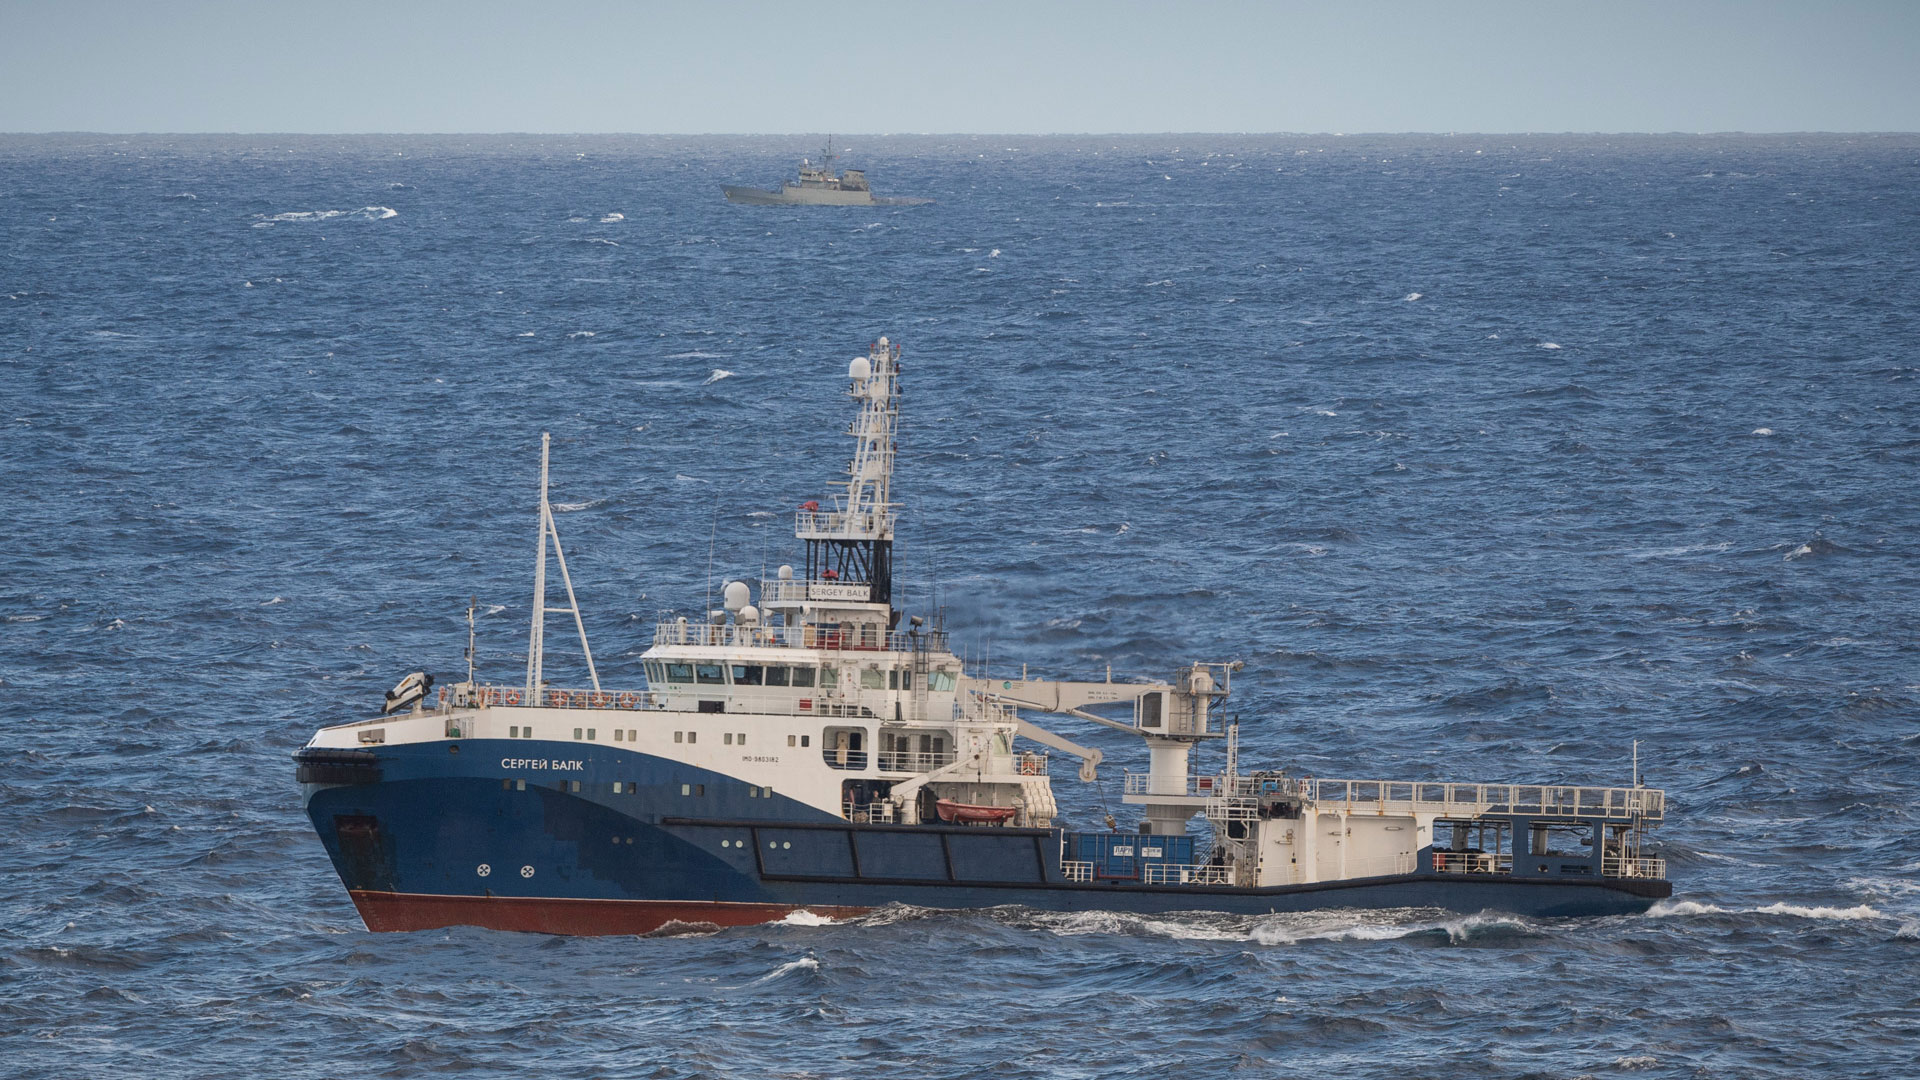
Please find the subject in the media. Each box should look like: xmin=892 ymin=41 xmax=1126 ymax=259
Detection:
xmin=753 ymin=956 xmax=821 ymax=983
xmin=1538 ymin=341 xmax=1563 ymax=349
xmin=776 ymin=910 xmax=837 ymax=926
xmin=1649 ymin=899 xmax=1885 ymax=921
xmin=600 ymin=213 xmax=624 ymax=222
xmin=702 ymin=369 xmax=736 ymax=385
xmin=1404 ymin=292 xmax=1422 ymax=301
xmin=1752 ymin=427 xmax=1775 ymax=435
xmin=254 ymin=207 xmax=397 ymax=225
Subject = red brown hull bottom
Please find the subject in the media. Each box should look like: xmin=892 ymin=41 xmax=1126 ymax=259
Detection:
xmin=349 ymin=890 xmax=870 ymax=935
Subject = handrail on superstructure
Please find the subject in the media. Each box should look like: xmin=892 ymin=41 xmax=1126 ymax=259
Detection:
xmin=1121 ymin=772 xmax=1664 ymax=822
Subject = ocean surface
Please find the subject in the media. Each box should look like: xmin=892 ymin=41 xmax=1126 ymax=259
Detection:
xmin=2 ymin=133 xmax=1917 ymax=1079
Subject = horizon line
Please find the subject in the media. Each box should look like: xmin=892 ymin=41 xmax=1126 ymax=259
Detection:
xmin=6 ymin=129 xmax=1919 ymax=139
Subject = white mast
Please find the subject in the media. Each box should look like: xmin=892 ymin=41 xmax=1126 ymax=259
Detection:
xmin=524 ymin=433 xmax=600 ymax=699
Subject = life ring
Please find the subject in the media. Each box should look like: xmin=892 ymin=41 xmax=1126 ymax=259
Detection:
xmin=504 ymin=689 xmax=519 ymax=705
xmin=484 ymin=688 xmax=499 ymax=706
xmin=590 ymin=691 xmax=611 ymax=708
xmin=550 ymin=690 xmax=569 ymax=708
xmin=573 ymin=691 xmax=590 ymax=708
xmin=617 ymin=691 xmax=637 ymax=709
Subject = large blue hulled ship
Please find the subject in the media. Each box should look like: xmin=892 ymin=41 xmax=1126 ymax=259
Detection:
xmin=296 ymin=338 xmax=1671 ymax=934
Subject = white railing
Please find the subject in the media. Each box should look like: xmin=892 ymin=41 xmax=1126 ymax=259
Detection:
xmin=1061 ymin=860 xmax=1094 ymax=883
xmin=1122 ymin=772 xmax=1663 ymax=823
xmin=651 ymin=620 xmax=944 ymax=653
xmin=1305 ymin=779 xmax=1663 ymax=822
xmin=842 ymin=800 xmax=895 ymax=824
xmin=1204 ymin=796 xmax=1260 ymax=823
xmin=794 ymin=510 xmax=891 ymax=538
xmin=875 ymin=749 xmax=960 ymax=773
xmin=1141 ymin=863 xmax=1234 ymax=886
xmin=1432 ymin=851 xmax=1508 ymax=875
xmin=759 ymin=577 xmax=877 ymax=605
xmin=467 ymin=686 xmax=661 ymax=711
xmin=1603 ymin=854 xmax=1667 ymax=879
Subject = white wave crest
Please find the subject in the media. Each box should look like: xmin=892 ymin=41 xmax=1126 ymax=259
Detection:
xmin=567 ymin=331 xmax=595 ymax=339
xmin=1614 ymin=1055 xmax=1660 ymax=1070
xmin=1538 ymin=342 xmax=1563 ymax=349
xmin=255 ymin=206 xmax=397 ymax=225
xmin=1752 ymin=901 xmax=1882 ymax=921
xmin=600 ymin=213 xmax=624 ymax=222
xmin=702 ymin=369 xmax=735 ymax=385
xmin=260 ymin=596 xmax=286 ymax=606
xmin=754 ymin=956 xmax=820 ymax=982
xmin=1752 ymin=427 xmax=1775 ymax=436
xmin=551 ymin=501 xmax=592 ymax=512
xmin=1404 ymin=292 xmax=1422 ymax=301
xmin=1650 ymin=899 xmax=1884 ymax=921
xmin=776 ymin=909 xmax=837 ymax=926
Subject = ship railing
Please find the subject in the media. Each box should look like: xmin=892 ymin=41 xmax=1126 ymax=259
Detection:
xmin=651 ymin=620 xmax=945 ymax=653
xmin=843 ymin=799 xmax=895 ymax=825
xmin=468 ymin=686 xmax=663 ymax=711
xmin=1602 ymin=854 xmax=1667 ymax=879
xmin=794 ymin=509 xmax=891 ymax=539
xmin=1141 ymin=863 xmax=1235 ymax=886
xmin=1204 ymin=796 xmax=1261 ymax=823
xmin=1431 ymin=851 xmax=1509 ymax=875
xmin=1303 ymin=778 xmax=1664 ymax=822
xmin=1123 ymin=772 xmax=1304 ymax=799
xmin=1061 ymin=860 xmax=1095 ymax=883
xmin=876 ymin=749 xmax=961 ymax=773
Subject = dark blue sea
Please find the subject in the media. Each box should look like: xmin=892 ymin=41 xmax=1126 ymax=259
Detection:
xmin=3 ymin=133 xmax=1918 ymax=1079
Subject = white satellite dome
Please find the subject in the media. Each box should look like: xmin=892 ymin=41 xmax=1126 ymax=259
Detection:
xmin=723 ymin=580 xmax=750 ymax=611
xmin=778 ymin=564 xmax=794 ymax=579
xmin=848 ymin=356 xmax=871 ymax=381
xmin=738 ymin=604 xmax=760 ymax=624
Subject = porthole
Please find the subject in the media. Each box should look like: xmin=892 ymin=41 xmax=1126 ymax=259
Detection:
xmin=782 ymin=841 xmax=791 ymax=850
xmin=477 ymin=863 xmax=492 ymax=877
xmin=767 ymin=841 xmax=777 ymax=849
xmin=721 ymin=839 xmax=732 ymax=848
xmin=520 ymin=865 xmax=535 ymax=878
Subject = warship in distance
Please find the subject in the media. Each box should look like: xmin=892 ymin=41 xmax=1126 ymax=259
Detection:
xmin=723 ymin=138 xmax=929 ymax=206
xmin=295 ymin=337 xmax=1672 ymax=935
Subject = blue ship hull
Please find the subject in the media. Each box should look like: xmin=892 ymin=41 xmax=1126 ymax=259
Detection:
xmin=299 ymin=740 xmax=1669 ymax=934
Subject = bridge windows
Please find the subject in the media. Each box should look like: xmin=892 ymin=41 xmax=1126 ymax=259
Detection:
xmin=665 ymin=663 xmax=694 ymax=683
xmin=694 ymin=664 xmax=725 ymax=685
xmin=791 ymin=667 xmax=817 ymax=688
xmin=732 ymin=664 xmax=763 ymax=685
xmin=765 ymin=666 xmax=790 ymax=687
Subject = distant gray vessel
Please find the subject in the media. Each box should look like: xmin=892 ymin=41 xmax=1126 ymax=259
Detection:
xmin=724 ymin=138 xmax=930 ymax=206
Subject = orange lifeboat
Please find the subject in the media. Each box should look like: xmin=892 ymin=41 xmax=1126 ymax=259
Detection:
xmin=934 ymin=799 xmax=1018 ymax=825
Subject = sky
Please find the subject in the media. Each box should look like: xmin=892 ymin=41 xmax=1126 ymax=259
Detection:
xmin=3 ymin=0 xmax=1917 ymax=134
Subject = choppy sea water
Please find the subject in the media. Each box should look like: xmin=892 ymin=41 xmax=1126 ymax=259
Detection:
xmin=3 ymin=133 xmax=1917 ymax=1079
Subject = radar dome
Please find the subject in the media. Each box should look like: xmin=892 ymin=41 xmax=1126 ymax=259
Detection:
xmin=778 ymin=564 xmax=794 ymax=579
xmin=848 ymin=356 xmax=871 ymax=381
xmin=878 ymin=336 xmax=889 ymax=346
xmin=723 ymin=580 xmax=751 ymax=611
xmin=738 ymin=604 xmax=760 ymax=623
